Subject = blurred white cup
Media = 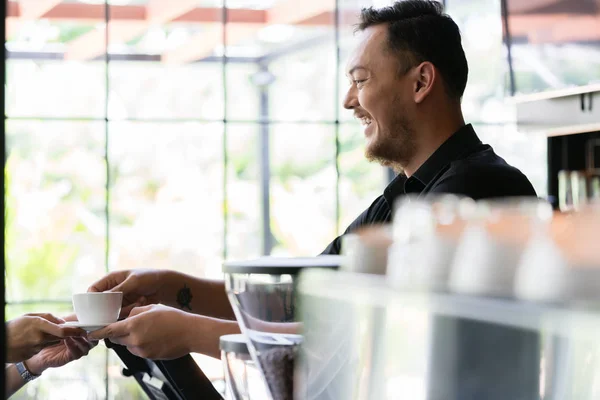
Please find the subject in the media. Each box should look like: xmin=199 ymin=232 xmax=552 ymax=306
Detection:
xmin=449 ymin=197 xmax=552 ymax=297
xmin=515 ymin=204 xmax=600 ymax=304
xmin=341 ymin=225 xmax=392 ymax=275
xmin=387 ymin=194 xmax=475 ymax=291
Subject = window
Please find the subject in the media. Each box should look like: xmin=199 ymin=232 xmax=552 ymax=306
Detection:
xmin=3 ymin=0 xmax=408 ymax=398
xmin=446 ymin=0 xmax=548 ymax=195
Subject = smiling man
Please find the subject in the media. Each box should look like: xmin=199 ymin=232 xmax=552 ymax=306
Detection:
xmin=87 ymin=0 xmax=537 ymax=369
xmin=322 ymin=0 xmax=535 ymax=254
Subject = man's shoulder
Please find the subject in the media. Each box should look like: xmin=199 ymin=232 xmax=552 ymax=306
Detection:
xmin=359 ymin=194 xmax=391 ymax=224
xmin=432 ymin=148 xmax=537 ymax=199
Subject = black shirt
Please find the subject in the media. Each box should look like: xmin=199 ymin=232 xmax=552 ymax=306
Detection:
xmin=322 ymin=124 xmax=536 ymax=255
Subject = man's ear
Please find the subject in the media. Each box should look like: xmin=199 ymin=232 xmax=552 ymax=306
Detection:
xmin=413 ymin=61 xmax=436 ymax=104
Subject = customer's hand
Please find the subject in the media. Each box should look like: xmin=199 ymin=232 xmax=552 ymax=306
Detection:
xmin=6 ymin=314 xmax=86 ymax=363
xmin=88 ymin=269 xmax=165 ymax=317
xmin=88 ymin=304 xmax=195 ymax=360
xmin=25 ymin=337 xmax=98 ymax=375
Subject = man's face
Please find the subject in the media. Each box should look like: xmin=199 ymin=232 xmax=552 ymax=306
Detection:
xmin=344 ymin=24 xmax=416 ymax=168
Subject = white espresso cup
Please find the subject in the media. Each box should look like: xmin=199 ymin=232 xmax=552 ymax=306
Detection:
xmin=72 ymin=292 xmax=123 ymax=324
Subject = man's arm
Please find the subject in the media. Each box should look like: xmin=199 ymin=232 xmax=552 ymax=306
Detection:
xmin=89 ymin=270 xmax=236 ymax=321
xmin=90 ymin=305 xmax=301 ymax=360
xmin=159 ymin=271 xmax=236 ymax=320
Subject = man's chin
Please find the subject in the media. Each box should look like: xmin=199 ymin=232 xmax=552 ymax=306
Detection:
xmin=365 ymin=148 xmax=403 ymax=173
xmin=365 ymin=149 xmax=391 ymax=166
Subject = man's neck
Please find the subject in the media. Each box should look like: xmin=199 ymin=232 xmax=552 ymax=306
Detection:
xmin=402 ymin=112 xmax=465 ymax=177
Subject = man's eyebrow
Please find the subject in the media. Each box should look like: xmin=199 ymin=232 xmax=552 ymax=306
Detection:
xmin=347 ymin=66 xmax=368 ymax=76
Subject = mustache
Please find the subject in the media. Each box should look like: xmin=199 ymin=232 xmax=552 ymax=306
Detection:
xmin=354 ymin=112 xmax=371 ymax=119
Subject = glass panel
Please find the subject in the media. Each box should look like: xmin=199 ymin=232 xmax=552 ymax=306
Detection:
xmin=269 ymin=42 xmax=336 ymax=122
xmin=474 ymin=123 xmax=548 ymax=196
xmin=224 ymin=0 xmax=333 ymax=59
xmin=338 ymin=122 xmax=388 ymax=231
xmin=5 ymin=120 xmax=107 ymax=302
xmin=107 ymin=1 xmax=224 ymax=120
xmin=5 ymin=303 xmax=74 ymax=321
xmin=6 ymin=0 xmax=106 ymax=118
xmin=447 ymin=0 xmax=514 ymax=123
xmin=503 ymin=0 xmax=600 ymax=95
xmin=6 ymin=303 xmax=109 ymax=400
xmin=226 ymin=63 xmax=261 ymax=121
xmin=225 ymin=0 xmax=336 ymax=122
xmin=226 ymin=124 xmax=263 ymax=260
xmin=108 ymin=61 xmax=224 ymax=120
xmin=108 ymin=122 xmax=224 ymax=279
xmin=270 ymin=124 xmax=337 ymax=256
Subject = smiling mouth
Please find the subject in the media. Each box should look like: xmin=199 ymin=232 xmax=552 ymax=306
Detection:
xmin=358 ymin=117 xmax=372 ymax=126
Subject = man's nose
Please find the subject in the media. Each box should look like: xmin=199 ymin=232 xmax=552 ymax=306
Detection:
xmin=343 ymin=85 xmax=359 ymax=110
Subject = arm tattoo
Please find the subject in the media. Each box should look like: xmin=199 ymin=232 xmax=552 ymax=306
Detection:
xmin=176 ymin=284 xmax=193 ymax=311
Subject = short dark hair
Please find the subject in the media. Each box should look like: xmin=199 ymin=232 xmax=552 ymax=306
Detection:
xmin=357 ymin=0 xmax=468 ymax=100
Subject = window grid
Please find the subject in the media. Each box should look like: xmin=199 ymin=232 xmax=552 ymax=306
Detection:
xmin=3 ymin=1 xmax=391 ymax=398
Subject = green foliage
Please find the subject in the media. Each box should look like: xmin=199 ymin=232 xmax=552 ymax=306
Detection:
xmin=272 ymin=158 xmax=330 ymax=186
xmin=232 ymin=153 xmax=253 ymax=179
xmin=54 ymin=25 xmax=95 ymax=44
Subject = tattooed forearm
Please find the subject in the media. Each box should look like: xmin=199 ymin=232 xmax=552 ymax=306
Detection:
xmin=176 ymin=284 xmax=193 ymax=310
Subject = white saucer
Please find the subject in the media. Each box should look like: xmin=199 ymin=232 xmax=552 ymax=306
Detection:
xmin=62 ymin=321 xmax=112 ymax=332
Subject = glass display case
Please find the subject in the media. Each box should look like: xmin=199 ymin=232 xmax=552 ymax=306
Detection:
xmin=298 ymin=269 xmax=600 ymax=400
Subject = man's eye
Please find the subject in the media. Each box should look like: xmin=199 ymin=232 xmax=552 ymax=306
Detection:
xmin=354 ymin=79 xmax=366 ymax=85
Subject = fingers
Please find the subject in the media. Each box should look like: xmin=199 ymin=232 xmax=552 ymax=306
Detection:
xmin=118 ymin=298 xmax=147 ymax=318
xmin=38 ymin=319 xmax=86 ymax=339
xmin=65 ymin=337 xmax=84 ymax=358
xmin=66 ymin=337 xmax=93 ymax=357
xmin=109 ymin=336 xmax=131 ymax=347
xmin=38 ymin=339 xmax=62 ymax=351
xmin=35 ymin=319 xmax=86 ymax=348
xmin=128 ymin=304 xmax=154 ymax=317
xmin=87 ymin=270 xmax=129 ymax=293
xmin=61 ymin=313 xmax=78 ymax=322
xmin=26 ymin=313 xmax=64 ymax=324
xmin=88 ymin=320 xmax=129 ymax=341
xmin=128 ymin=346 xmax=146 ymax=359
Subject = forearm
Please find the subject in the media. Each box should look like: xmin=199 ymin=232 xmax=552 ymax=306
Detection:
xmin=159 ymin=271 xmax=235 ymax=320
xmin=5 ymin=353 xmax=52 ymax=398
xmin=186 ymin=315 xmax=241 ymax=359
xmin=5 ymin=364 xmax=26 ymax=398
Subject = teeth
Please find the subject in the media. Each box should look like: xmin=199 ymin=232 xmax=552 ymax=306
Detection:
xmin=360 ymin=117 xmax=371 ymax=126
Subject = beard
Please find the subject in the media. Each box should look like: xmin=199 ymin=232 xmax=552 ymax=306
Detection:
xmin=365 ymin=113 xmax=416 ymax=172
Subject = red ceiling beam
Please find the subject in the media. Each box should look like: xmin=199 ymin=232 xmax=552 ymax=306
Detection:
xmin=507 ymin=13 xmax=600 ymax=40
xmin=267 ymin=0 xmax=335 ymax=25
xmin=6 ymin=2 xmax=267 ymax=24
xmin=146 ymin=0 xmax=200 ymax=23
xmin=18 ymin=0 xmax=62 ymax=19
xmin=506 ymin=0 xmax=560 ymax=14
xmin=162 ymin=0 xmax=337 ymax=64
xmin=64 ymin=3 xmax=266 ymax=61
xmin=64 ymin=21 xmax=149 ymax=61
xmin=527 ymin=15 xmax=600 ymax=44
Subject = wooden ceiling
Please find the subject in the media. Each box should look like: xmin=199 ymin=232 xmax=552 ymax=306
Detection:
xmin=7 ymin=0 xmax=347 ymax=62
xmin=6 ymin=0 xmax=600 ymax=64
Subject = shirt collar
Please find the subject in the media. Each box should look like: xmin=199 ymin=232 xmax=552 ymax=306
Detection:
xmin=383 ymin=124 xmax=482 ymax=206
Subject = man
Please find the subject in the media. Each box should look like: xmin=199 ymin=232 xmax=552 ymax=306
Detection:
xmin=89 ymin=0 xmax=535 ymax=361
xmin=323 ymin=0 xmax=534 ymax=253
